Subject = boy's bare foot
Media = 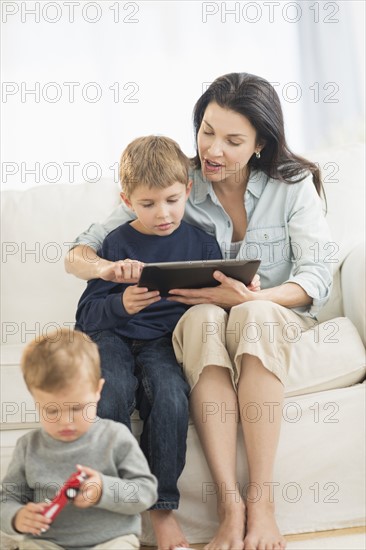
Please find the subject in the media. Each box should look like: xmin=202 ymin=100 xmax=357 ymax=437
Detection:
xmin=150 ymin=509 xmax=189 ymax=550
xmin=204 ymin=499 xmax=245 ymax=550
xmin=243 ymin=501 xmax=286 ymax=550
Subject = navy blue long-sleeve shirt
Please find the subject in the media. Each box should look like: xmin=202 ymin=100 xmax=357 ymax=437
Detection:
xmin=75 ymin=221 xmax=222 ymax=340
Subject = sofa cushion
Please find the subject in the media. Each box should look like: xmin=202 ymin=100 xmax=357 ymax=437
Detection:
xmin=2 ymin=321 xmax=365 ymax=430
xmin=285 ymin=317 xmax=365 ymax=397
xmin=309 ymin=142 xmax=365 ymax=269
xmin=141 ymin=383 xmax=366 ymax=544
xmin=2 ymin=383 xmax=366 ymax=545
xmin=1 ymin=179 xmax=120 ymax=345
xmin=341 ymin=242 xmax=366 ymax=345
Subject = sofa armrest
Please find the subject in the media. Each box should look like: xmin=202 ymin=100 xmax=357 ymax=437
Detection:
xmin=340 ymin=241 xmax=366 ymax=345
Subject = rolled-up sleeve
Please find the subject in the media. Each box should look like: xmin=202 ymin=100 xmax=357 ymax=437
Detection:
xmin=283 ymin=176 xmax=334 ymax=317
xmin=71 ymin=204 xmax=135 ymax=252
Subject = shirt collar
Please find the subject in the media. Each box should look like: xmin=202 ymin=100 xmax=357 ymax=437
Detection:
xmin=190 ymin=168 xmax=210 ymax=204
xmin=190 ymin=168 xmax=268 ymax=204
xmin=247 ymin=170 xmax=268 ymax=198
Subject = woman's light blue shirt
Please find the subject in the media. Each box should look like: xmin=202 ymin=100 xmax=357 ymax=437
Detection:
xmin=72 ymin=169 xmax=333 ymax=318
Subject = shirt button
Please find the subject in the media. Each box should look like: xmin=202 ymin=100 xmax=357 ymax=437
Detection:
xmin=264 ymin=233 xmax=269 ymax=240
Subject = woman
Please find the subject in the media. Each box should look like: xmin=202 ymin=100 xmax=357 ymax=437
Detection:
xmin=66 ymin=73 xmax=332 ymax=550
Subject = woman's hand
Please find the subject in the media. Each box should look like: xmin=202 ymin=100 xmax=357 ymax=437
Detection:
xmin=167 ymin=270 xmax=259 ymax=309
xmin=99 ymin=259 xmax=144 ymax=283
xmin=247 ymin=273 xmax=261 ymax=292
xmin=123 ymin=285 xmax=161 ymax=314
xmin=13 ymin=502 xmax=51 ymax=535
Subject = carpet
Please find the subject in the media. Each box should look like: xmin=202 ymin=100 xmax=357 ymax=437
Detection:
xmin=286 ymin=532 xmax=366 ymax=549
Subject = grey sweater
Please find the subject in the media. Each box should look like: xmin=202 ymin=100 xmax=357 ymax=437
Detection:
xmin=0 ymin=418 xmax=157 ymax=549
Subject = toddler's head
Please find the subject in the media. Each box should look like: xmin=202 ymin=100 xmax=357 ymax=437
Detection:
xmin=21 ymin=329 xmax=104 ymax=441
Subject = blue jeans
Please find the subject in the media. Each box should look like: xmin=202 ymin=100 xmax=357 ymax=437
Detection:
xmin=90 ymin=330 xmax=190 ymax=510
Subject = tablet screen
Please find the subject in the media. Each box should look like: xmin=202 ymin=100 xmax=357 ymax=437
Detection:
xmin=138 ymin=259 xmax=261 ymax=295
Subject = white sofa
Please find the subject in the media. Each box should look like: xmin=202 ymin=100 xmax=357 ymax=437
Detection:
xmin=1 ymin=143 xmax=365 ymax=547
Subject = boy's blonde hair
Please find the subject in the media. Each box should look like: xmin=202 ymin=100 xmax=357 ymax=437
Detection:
xmin=21 ymin=329 xmax=101 ymax=392
xmin=119 ymin=135 xmax=190 ymax=198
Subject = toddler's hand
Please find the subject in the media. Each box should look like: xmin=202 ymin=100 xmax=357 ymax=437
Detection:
xmin=247 ymin=273 xmax=261 ymax=292
xmin=13 ymin=502 xmax=51 ymax=535
xmin=123 ymin=285 xmax=161 ymax=314
xmin=73 ymin=465 xmax=102 ymax=508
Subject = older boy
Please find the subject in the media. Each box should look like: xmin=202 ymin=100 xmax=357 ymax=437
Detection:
xmin=0 ymin=329 xmax=158 ymax=549
xmin=75 ymin=136 xmax=222 ymax=550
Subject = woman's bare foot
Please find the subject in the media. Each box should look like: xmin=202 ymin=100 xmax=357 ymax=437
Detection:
xmin=204 ymin=499 xmax=246 ymax=550
xmin=244 ymin=501 xmax=286 ymax=550
xmin=150 ymin=509 xmax=189 ymax=550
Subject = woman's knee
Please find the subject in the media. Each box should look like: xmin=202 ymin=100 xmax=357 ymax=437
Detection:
xmin=178 ymin=303 xmax=227 ymax=326
xmin=173 ymin=304 xmax=228 ymax=353
xmin=229 ymin=300 xmax=285 ymax=325
xmin=226 ymin=301 xmax=289 ymax=358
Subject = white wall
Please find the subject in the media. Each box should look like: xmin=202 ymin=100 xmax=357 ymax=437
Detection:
xmin=1 ymin=0 xmax=364 ymax=189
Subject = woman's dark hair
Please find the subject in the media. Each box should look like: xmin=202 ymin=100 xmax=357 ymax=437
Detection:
xmin=192 ymin=73 xmax=324 ymax=198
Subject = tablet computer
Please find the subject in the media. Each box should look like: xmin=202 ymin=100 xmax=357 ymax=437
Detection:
xmin=138 ymin=259 xmax=261 ymax=295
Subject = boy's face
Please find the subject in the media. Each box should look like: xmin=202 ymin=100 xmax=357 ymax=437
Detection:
xmin=31 ymin=377 xmax=104 ymax=442
xmin=121 ymin=180 xmax=192 ymax=236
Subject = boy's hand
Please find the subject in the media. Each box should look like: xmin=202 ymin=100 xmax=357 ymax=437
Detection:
xmin=123 ymin=285 xmax=161 ymax=314
xmin=99 ymin=259 xmax=144 ymax=283
xmin=247 ymin=273 xmax=261 ymax=292
xmin=73 ymin=465 xmax=102 ymax=509
xmin=13 ymin=502 xmax=51 ymax=535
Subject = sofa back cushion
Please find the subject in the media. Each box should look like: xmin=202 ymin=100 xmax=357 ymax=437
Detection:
xmin=1 ymin=179 xmax=120 ymax=345
xmin=2 ymin=143 xmax=365 ymax=344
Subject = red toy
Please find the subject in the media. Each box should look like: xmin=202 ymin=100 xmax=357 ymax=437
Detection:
xmin=42 ymin=470 xmax=87 ymax=523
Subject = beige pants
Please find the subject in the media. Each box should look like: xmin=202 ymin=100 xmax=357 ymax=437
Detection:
xmin=17 ymin=533 xmax=140 ymax=549
xmin=172 ymin=301 xmax=318 ymax=390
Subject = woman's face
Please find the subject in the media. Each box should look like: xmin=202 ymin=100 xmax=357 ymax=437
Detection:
xmin=197 ymin=101 xmax=261 ymax=188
